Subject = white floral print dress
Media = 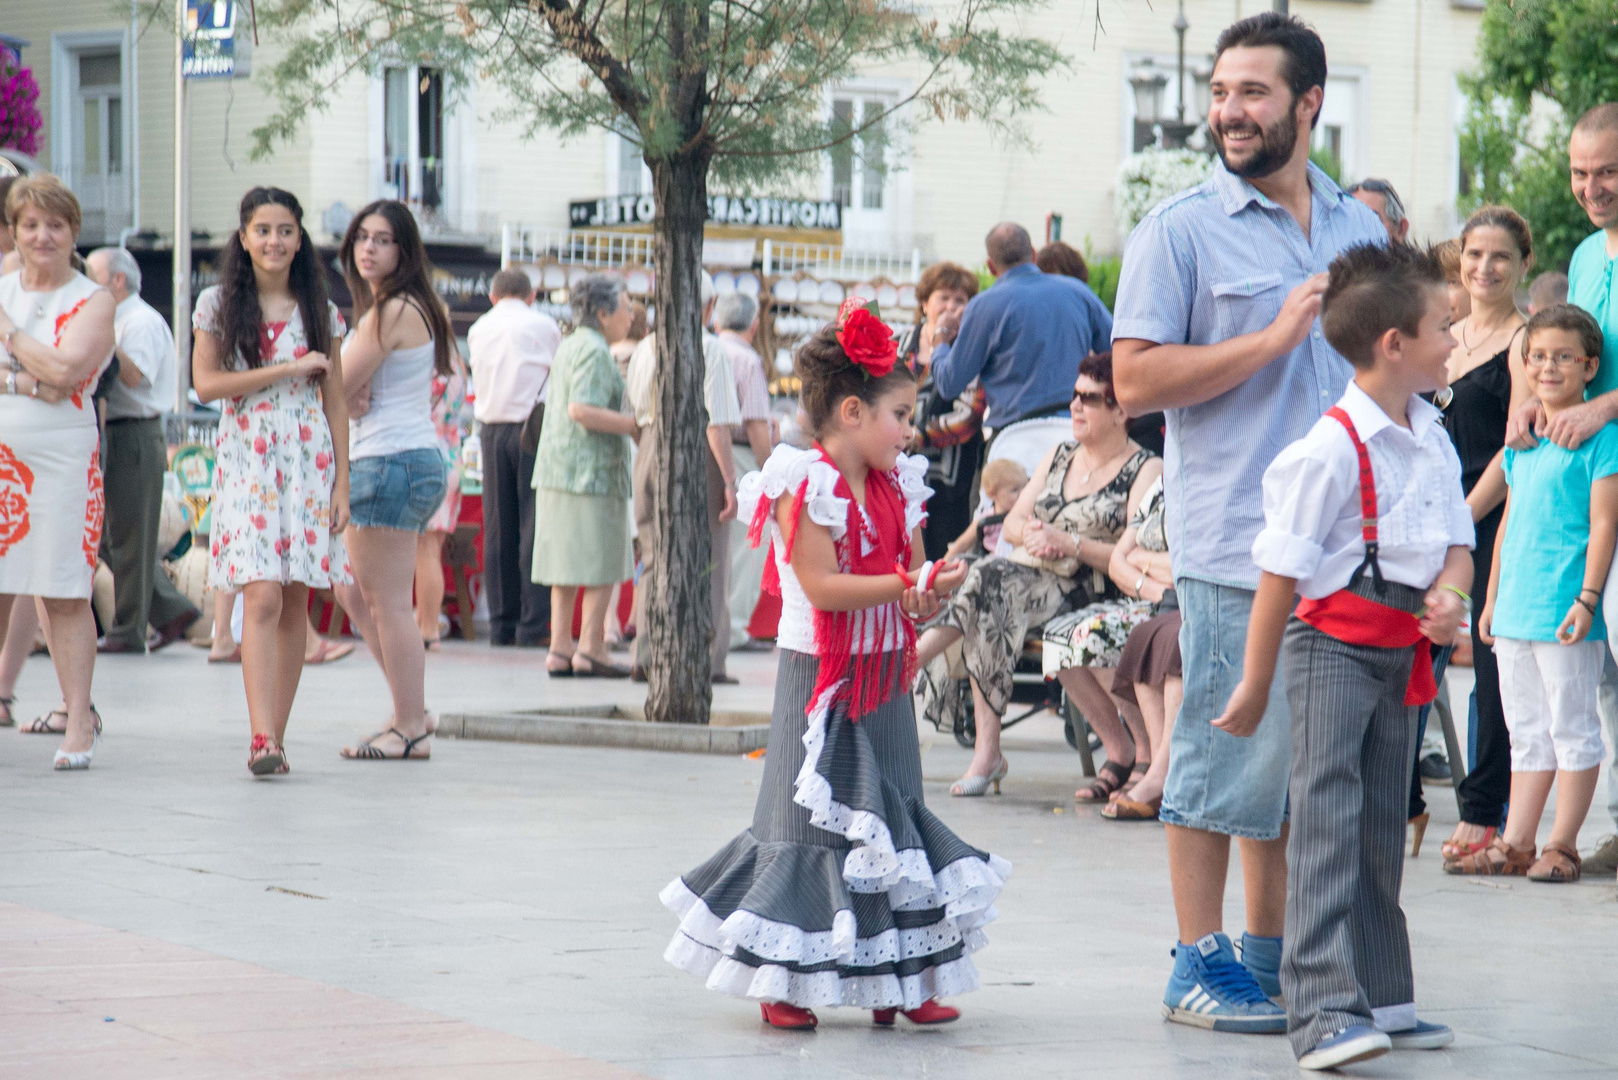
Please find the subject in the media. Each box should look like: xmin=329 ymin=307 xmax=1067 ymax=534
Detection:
xmin=195 ymin=286 xmax=353 ymax=589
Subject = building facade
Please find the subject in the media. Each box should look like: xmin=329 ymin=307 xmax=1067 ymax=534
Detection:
xmin=5 ymin=0 xmax=1485 ymax=281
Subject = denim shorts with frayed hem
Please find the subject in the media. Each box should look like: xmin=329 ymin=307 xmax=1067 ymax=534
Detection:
xmin=1159 ymin=577 xmax=1292 ymax=840
xmin=348 ymin=448 xmax=448 ymax=533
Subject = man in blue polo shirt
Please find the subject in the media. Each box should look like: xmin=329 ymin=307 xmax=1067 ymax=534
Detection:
xmin=929 ymin=222 xmax=1112 ymax=432
xmin=1112 ymin=12 xmax=1391 ymax=1055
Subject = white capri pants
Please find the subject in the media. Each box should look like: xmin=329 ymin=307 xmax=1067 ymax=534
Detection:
xmin=1494 ymin=637 xmax=1608 ymax=772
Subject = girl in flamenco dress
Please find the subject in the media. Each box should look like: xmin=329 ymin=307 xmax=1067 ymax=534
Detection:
xmin=659 ymin=300 xmax=1012 ymax=1030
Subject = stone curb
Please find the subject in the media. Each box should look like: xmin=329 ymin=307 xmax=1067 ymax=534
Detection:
xmin=437 ymin=708 xmax=770 ymax=755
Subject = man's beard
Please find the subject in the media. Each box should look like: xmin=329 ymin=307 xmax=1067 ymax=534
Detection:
xmin=1213 ymin=108 xmax=1299 ymax=180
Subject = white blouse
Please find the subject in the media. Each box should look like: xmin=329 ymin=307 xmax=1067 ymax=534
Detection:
xmin=738 ymin=445 xmax=931 ymax=655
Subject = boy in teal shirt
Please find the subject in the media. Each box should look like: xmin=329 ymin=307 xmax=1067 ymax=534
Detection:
xmin=1471 ymin=305 xmax=1618 ymax=883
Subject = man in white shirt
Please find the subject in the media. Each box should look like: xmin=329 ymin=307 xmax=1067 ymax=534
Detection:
xmin=625 ymin=275 xmax=742 ymax=681
xmin=86 ymin=247 xmax=200 ymax=653
xmin=467 ymin=268 xmax=562 ymax=646
xmin=712 ymin=291 xmax=777 ymax=650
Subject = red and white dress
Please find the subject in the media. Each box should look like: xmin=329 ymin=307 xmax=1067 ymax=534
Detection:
xmin=0 ymin=270 xmax=112 ymax=599
xmin=195 ymin=286 xmax=352 ymax=590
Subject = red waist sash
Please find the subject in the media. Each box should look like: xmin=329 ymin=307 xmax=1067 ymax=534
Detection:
xmin=1295 ymin=590 xmax=1436 ymax=706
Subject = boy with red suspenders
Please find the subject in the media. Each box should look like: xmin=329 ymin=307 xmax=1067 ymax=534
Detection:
xmin=1214 ymin=243 xmax=1473 ymax=1070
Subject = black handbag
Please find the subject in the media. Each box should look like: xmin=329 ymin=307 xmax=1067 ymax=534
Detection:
xmin=517 ymin=370 xmax=551 ymax=456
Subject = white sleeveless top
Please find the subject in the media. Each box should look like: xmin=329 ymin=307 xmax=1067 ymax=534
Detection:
xmin=0 ymin=270 xmax=112 ymax=433
xmin=737 ymin=445 xmax=931 ymax=655
xmin=349 ymin=336 xmax=439 ymax=459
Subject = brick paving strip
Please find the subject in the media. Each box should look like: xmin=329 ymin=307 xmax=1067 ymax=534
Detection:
xmin=0 ymin=902 xmax=648 ymax=1079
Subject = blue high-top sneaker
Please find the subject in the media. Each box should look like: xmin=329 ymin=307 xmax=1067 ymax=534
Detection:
xmin=1162 ymin=932 xmax=1287 ymax=1033
xmin=1239 ymin=932 xmax=1284 ymax=1001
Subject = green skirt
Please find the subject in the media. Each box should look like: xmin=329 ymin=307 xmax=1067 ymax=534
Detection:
xmin=532 ymin=488 xmax=634 ymax=587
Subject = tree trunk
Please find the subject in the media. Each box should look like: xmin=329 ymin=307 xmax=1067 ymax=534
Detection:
xmin=643 ymin=148 xmax=715 ymax=725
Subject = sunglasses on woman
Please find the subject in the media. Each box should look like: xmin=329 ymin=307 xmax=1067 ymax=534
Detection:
xmin=1073 ymin=390 xmax=1115 ymax=409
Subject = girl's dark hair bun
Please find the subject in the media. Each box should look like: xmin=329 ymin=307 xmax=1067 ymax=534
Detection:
xmin=795 ymin=323 xmax=915 ymax=435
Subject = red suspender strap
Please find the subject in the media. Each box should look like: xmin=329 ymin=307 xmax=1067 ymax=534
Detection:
xmin=1322 ymin=406 xmax=1384 ymax=591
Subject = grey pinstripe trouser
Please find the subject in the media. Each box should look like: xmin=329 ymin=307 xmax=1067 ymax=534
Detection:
xmin=1278 ymin=584 xmax=1423 ymax=1056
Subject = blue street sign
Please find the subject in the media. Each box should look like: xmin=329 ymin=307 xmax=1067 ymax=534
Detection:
xmin=182 ymin=0 xmax=236 ymax=79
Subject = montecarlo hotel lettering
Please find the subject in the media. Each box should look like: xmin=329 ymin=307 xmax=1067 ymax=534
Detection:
xmin=569 ymin=194 xmax=841 ymax=230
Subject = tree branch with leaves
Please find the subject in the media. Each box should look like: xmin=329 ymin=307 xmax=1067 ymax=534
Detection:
xmin=248 ymin=0 xmax=1066 ymax=722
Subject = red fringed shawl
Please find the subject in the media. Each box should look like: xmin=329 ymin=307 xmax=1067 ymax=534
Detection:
xmin=747 ymin=446 xmax=918 ymax=720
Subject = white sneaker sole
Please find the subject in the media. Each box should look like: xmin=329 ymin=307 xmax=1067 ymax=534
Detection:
xmin=1161 ymin=1003 xmax=1287 ymax=1034
xmin=1298 ymin=1034 xmax=1391 ymax=1070
xmin=1388 ymin=1028 xmax=1455 ymax=1050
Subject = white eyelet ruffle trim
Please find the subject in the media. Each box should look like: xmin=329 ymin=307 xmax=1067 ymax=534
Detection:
xmin=661 ymin=877 xmax=990 ymax=970
xmin=702 ymin=951 xmax=982 ymax=1010
xmin=736 ymin=446 xmax=934 ymax=548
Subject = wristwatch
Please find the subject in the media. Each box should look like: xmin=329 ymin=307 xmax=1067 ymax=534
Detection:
xmin=1135 ymin=574 xmax=1149 ymax=598
xmin=4 ymin=370 xmax=14 ymax=395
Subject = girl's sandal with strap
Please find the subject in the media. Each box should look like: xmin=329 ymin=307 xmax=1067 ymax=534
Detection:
xmin=0 ymin=695 xmax=14 ymax=727
xmin=1440 ymin=825 xmax=1496 ymax=861
xmin=23 ymin=708 xmax=67 ymax=735
xmin=1076 ymin=759 xmax=1132 ymax=803
xmin=1443 ymin=835 xmax=1533 ymax=876
xmin=1526 ymin=840 xmax=1582 ymax=883
xmin=248 ymin=733 xmax=285 ymax=777
xmin=341 ymin=727 xmax=431 ymax=760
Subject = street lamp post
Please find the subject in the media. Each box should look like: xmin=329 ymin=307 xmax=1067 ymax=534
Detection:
xmin=1158 ymin=1 xmax=1198 ymax=149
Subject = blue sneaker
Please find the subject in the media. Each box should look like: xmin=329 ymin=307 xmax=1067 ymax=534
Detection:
xmin=1385 ymin=1019 xmax=1454 ymax=1050
xmin=1298 ymin=1025 xmax=1391 ymax=1070
xmin=1239 ymin=932 xmax=1283 ymax=1001
xmin=1162 ymin=932 xmax=1288 ymax=1033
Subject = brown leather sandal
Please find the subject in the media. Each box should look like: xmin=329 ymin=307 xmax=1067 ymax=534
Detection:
xmin=1443 ymin=835 xmax=1534 ymax=876
xmin=1076 ymin=759 xmax=1133 ymax=803
xmin=1526 ymin=840 xmax=1582 ymax=883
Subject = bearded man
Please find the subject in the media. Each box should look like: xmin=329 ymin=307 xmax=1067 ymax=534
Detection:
xmin=1111 ymin=12 xmax=1387 ymax=1038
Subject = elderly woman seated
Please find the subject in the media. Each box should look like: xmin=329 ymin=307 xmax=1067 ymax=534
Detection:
xmin=915 ymin=352 xmax=1161 ymax=796
xmin=1042 ymin=473 xmax=1178 ymax=814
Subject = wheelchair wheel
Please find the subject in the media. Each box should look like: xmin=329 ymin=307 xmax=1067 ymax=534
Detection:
xmin=1061 ymin=694 xmax=1103 ymax=753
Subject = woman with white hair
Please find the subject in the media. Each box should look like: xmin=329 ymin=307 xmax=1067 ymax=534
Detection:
xmin=0 ymin=173 xmax=118 ymax=769
xmin=533 ymin=273 xmax=640 ymax=677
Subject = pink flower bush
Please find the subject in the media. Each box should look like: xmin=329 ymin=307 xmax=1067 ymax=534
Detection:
xmin=0 ymin=49 xmax=42 ymax=157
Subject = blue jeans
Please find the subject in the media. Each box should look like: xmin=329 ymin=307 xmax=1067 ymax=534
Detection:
xmin=1160 ymin=577 xmax=1292 ymax=840
xmin=348 ymin=449 xmax=447 ymax=532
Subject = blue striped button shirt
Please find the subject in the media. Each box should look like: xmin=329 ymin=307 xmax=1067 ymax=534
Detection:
xmin=1111 ymin=160 xmax=1387 ymax=589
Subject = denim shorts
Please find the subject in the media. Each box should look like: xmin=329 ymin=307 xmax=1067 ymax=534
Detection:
xmin=348 ymin=448 xmax=448 ymax=532
xmin=1159 ymin=577 xmax=1292 ymax=840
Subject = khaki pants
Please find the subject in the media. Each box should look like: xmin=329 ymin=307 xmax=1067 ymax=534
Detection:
xmin=101 ymin=418 xmax=198 ymax=647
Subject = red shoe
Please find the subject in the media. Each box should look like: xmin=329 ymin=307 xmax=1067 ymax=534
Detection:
xmin=760 ymin=1002 xmax=818 ymax=1030
xmin=872 ymin=1000 xmax=960 ymax=1026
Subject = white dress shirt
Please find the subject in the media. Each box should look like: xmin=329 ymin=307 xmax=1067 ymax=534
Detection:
xmin=103 ymin=293 xmax=177 ymax=420
xmin=1252 ymin=382 xmax=1474 ymax=599
xmin=625 ymin=331 xmax=742 ymax=430
xmin=466 ymin=298 xmax=562 ymax=423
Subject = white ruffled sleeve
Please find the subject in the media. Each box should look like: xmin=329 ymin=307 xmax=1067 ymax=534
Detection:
xmin=737 ymin=445 xmax=850 ymax=542
xmin=893 ymin=452 xmax=935 ymax=537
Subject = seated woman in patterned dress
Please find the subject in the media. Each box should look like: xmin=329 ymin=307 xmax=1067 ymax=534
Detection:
xmin=914 ymin=352 xmax=1161 ymax=797
xmin=1043 ymin=473 xmax=1178 ymax=811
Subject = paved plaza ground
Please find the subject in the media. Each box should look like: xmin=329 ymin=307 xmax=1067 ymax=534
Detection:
xmin=1 ymin=640 xmax=1614 ymax=1078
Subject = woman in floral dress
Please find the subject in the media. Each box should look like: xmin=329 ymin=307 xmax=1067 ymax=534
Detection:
xmin=192 ymin=187 xmax=351 ymax=776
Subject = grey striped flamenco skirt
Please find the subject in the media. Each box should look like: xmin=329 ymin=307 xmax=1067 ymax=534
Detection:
xmin=660 ymin=649 xmax=1012 ymax=1009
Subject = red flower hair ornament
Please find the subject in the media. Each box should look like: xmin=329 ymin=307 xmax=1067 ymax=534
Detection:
xmin=835 ymin=297 xmax=897 ymax=379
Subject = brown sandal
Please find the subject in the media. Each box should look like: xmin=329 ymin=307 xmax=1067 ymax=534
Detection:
xmin=1101 ymin=795 xmax=1161 ymax=821
xmin=1076 ymin=759 xmax=1132 ymax=803
xmin=1526 ymin=840 xmax=1582 ymax=883
xmin=1443 ymin=835 xmax=1534 ymax=876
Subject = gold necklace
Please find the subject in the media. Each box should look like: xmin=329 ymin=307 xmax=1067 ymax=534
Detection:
xmin=1459 ymin=311 xmax=1519 ymax=355
xmin=1076 ymin=441 xmax=1131 ymax=486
